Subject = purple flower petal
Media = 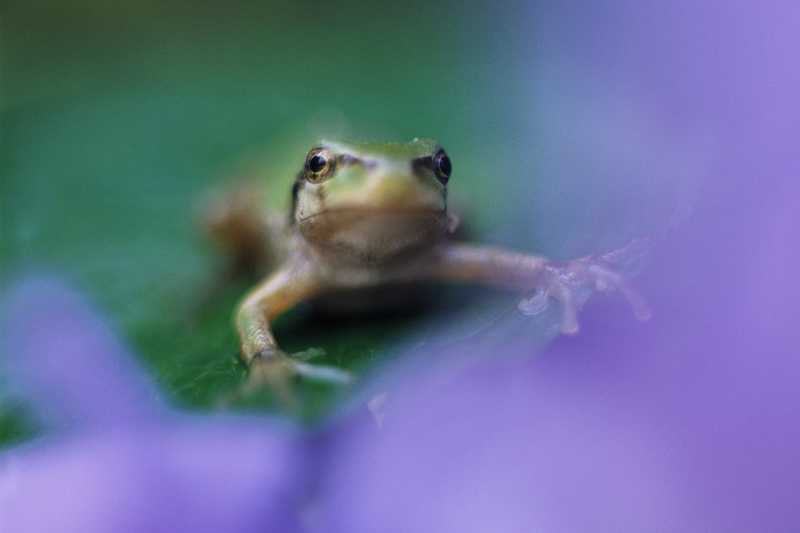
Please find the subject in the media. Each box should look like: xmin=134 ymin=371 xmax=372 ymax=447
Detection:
xmin=0 ymin=280 xmax=308 ymax=533
xmin=1 ymin=279 xmax=164 ymax=428
xmin=1 ymin=419 xmax=307 ymax=533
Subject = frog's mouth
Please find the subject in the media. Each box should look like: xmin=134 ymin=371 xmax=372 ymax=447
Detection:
xmin=298 ymin=206 xmax=445 ymax=224
xmin=298 ymin=207 xmax=448 ymax=261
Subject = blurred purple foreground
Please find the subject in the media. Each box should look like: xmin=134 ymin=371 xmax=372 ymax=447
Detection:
xmin=316 ymin=173 xmax=800 ymax=532
xmin=2 ymin=168 xmax=797 ymax=532
xmin=0 ymin=281 xmax=308 ymax=533
xmin=329 ymin=1 xmax=790 ymax=529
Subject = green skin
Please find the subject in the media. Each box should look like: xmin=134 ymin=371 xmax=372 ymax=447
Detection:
xmin=204 ymin=138 xmax=650 ymax=403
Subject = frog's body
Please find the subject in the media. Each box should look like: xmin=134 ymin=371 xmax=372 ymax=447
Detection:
xmin=203 ymin=138 xmax=649 ymax=400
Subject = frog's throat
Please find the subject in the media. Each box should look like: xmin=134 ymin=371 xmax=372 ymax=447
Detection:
xmin=297 ymin=208 xmax=448 ymax=264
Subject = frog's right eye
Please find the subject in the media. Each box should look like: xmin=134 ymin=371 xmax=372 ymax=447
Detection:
xmin=304 ymin=148 xmax=335 ymax=182
xmin=433 ymin=149 xmax=452 ymax=185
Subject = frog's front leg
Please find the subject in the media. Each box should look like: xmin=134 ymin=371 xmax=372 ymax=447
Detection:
xmin=428 ymin=243 xmax=651 ymax=334
xmin=235 ymin=263 xmax=352 ymax=404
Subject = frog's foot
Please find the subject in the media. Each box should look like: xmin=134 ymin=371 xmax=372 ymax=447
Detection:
xmin=519 ymin=256 xmax=651 ymax=335
xmin=241 ymin=349 xmax=354 ymax=408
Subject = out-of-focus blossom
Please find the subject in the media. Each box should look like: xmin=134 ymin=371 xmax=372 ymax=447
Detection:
xmin=318 ymin=356 xmax=691 ymax=533
xmin=1 ymin=279 xmax=164 ymax=429
xmin=0 ymin=280 xmax=307 ymax=533
xmin=313 ymin=3 xmax=800 ymax=532
xmin=314 ymin=177 xmax=799 ymax=532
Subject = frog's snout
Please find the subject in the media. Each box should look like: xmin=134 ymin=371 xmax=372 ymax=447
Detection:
xmin=368 ymin=173 xmax=422 ymax=205
xmin=362 ymin=171 xmax=444 ymax=211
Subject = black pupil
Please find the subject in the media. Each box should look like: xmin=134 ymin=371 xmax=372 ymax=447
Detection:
xmin=308 ymin=154 xmax=327 ymax=173
xmin=437 ymin=154 xmax=452 ymax=177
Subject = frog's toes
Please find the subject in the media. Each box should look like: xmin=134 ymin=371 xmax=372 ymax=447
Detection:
xmin=292 ymin=346 xmax=327 ymax=361
xmin=599 ymin=237 xmax=652 ymax=273
xmin=551 ymin=291 xmax=580 ymax=335
xmin=517 ymin=289 xmax=550 ymax=316
xmin=539 ymin=266 xmax=581 ymax=334
xmin=531 ymin=258 xmax=651 ymax=335
xmin=244 ymin=353 xmax=353 ymax=400
xmin=243 ymin=354 xmax=299 ymax=407
xmin=585 ymin=263 xmax=652 ymax=321
xmin=518 ymin=275 xmax=581 ymax=334
xmin=291 ymin=361 xmax=354 ymax=386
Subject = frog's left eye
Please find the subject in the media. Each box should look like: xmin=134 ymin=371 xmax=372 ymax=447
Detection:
xmin=304 ymin=148 xmax=335 ymax=182
xmin=433 ymin=149 xmax=452 ymax=185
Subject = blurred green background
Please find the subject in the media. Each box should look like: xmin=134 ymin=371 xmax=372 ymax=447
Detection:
xmin=1 ymin=0 xmax=672 ymax=441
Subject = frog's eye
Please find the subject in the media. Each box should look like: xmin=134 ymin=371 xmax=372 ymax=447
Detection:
xmin=304 ymin=148 xmax=335 ymax=182
xmin=433 ymin=149 xmax=452 ymax=185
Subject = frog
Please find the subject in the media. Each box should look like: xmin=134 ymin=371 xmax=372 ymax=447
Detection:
xmin=203 ymin=138 xmax=650 ymax=402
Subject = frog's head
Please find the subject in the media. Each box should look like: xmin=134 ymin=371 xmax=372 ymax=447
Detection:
xmin=292 ymin=138 xmax=452 ymax=261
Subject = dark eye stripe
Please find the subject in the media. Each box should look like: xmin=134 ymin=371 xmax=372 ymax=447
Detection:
xmin=337 ymin=154 xmax=364 ymax=166
xmin=411 ymin=155 xmax=433 ymax=173
xmin=289 ymin=173 xmax=304 ymax=224
xmin=412 ymin=155 xmax=434 ymax=177
xmin=413 ymin=150 xmax=451 ymax=185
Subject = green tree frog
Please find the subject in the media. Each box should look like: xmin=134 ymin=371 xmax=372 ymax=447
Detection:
xmin=203 ymin=138 xmax=649 ymax=401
